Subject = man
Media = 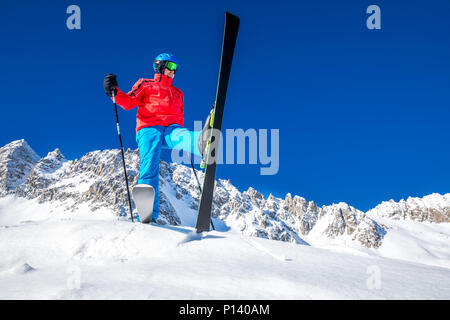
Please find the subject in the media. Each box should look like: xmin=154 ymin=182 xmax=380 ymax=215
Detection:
xmin=103 ymin=53 xmax=205 ymax=223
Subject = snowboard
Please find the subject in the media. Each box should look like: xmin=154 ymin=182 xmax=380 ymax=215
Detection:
xmin=195 ymin=12 xmax=240 ymax=233
xmin=132 ymin=184 xmax=155 ymax=224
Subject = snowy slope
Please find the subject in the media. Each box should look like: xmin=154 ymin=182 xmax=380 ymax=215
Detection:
xmin=0 ymin=196 xmax=449 ymax=299
xmin=1 ymin=139 xmax=450 ymax=299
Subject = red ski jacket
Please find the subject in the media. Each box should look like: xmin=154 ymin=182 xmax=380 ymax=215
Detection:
xmin=113 ymin=73 xmax=184 ymax=132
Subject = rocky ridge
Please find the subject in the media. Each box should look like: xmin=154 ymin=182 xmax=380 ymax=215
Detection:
xmin=1 ymin=139 xmax=449 ymax=250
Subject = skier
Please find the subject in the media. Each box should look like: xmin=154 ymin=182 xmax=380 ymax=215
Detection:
xmin=103 ymin=53 xmax=206 ymax=223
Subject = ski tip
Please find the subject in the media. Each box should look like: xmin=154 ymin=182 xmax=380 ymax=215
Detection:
xmin=225 ymin=11 xmax=240 ymax=22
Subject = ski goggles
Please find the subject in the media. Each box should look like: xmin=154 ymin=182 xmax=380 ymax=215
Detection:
xmin=165 ymin=61 xmax=178 ymax=72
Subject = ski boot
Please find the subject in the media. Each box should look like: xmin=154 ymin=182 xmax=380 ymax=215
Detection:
xmin=198 ymin=103 xmax=215 ymax=169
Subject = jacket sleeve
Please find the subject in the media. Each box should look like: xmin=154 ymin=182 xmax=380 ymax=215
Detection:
xmin=112 ymin=79 xmax=146 ymax=110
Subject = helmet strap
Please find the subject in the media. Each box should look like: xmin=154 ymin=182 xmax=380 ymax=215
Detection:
xmin=159 ymin=61 xmax=167 ymax=75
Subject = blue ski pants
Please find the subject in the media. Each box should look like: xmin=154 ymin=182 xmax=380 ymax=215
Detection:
xmin=136 ymin=124 xmax=202 ymax=222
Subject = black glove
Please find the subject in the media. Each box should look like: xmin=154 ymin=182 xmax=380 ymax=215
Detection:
xmin=103 ymin=73 xmax=118 ymax=97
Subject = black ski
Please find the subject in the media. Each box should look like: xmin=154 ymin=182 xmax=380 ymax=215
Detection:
xmin=195 ymin=12 xmax=240 ymax=233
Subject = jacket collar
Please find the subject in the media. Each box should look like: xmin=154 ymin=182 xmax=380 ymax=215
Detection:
xmin=154 ymin=73 xmax=173 ymax=86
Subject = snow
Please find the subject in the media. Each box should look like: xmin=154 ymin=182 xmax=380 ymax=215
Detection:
xmin=366 ymin=215 xmax=450 ymax=269
xmin=0 ymin=196 xmax=449 ymax=299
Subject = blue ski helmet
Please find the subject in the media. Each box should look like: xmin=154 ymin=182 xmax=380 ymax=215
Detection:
xmin=153 ymin=53 xmax=179 ymax=74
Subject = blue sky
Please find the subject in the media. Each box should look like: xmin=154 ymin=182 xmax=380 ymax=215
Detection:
xmin=1 ymin=0 xmax=449 ymax=211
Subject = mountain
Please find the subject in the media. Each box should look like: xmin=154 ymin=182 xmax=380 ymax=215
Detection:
xmin=0 ymin=139 xmax=449 ymax=265
xmin=367 ymin=193 xmax=450 ymax=223
xmin=0 ymin=139 xmax=40 ymax=195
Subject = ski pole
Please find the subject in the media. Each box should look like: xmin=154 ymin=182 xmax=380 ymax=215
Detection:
xmin=112 ymin=90 xmax=135 ymax=222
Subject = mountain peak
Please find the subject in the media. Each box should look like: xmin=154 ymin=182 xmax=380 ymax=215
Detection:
xmin=0 ymin=139 xmax=40 ymax=160
xmin=45 ymin=148 xmax=66 ymax=162
xmin=0 ymin=139 xmax=42 ymax=193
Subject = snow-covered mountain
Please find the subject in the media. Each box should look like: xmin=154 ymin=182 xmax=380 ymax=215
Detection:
xmin=1 ymin=139 xmax=449 ymax=251
xmin=1 ymin=139 xmax=449 ymax=299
